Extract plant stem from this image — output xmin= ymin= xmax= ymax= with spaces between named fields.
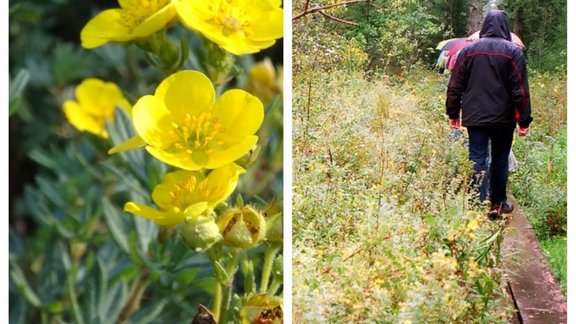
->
xmin=119 ymin=269 xmax=149 ymax=322
xmin=66 ymin=259 xmax=84 ymax=324
xmin=260 ymin=246 xmax=280 ymax=293
xmin=219 ymin=249 xmax=240 ymax=324
xmin=268 ymin=276 xmax=282 ymax=296
xmin=207 ymin=248 xmax=223 ymax=322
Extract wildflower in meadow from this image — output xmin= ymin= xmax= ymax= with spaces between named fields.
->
xmin=114 ymin=70 xmax=263 ymax=170
xmin=63 ymin=78 xmax=131 ymax=138
xmin=81 ymin=0 xmax=176 ymax=49
xmin=124 ymin=163 xmax=245 ymax=226
xmin=176 ymin=0 xmax=283 ymax=55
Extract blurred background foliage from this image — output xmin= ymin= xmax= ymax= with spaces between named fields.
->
xmin=9 ymin=0 xmax=283 ymax=322
xmin=293 ymin=0 xmax=566 ymax=75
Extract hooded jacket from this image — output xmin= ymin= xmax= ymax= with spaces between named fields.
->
xmin=446 ymin=11 xmax=532 ymax=128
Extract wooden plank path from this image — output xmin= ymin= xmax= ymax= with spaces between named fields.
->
xmin=502 ymin=196 xmax=567 ymax=323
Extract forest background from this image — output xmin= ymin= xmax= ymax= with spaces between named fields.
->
xmin=293 ymin=0 xmax=568 ymax=321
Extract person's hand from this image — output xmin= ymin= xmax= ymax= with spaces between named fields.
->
xmin=518 ymin=126 xmax=529 ymax=136
xmin=449 ymin=118 xmax=460 ymax=129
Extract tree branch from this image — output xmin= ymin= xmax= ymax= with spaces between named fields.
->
xmin=293 ymin=0 xmax=369 ymax=21
xmin=319 ymin=10 xmax=359 ymax=26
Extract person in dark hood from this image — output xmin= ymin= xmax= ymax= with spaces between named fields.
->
xmin=446 ymin=10 xmax=532 ymax=219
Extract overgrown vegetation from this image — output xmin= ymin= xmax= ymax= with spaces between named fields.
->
xmin=293 ymin=67 xmax=516 ymax=322
xmin=293 ymin=0 xmax=566 ymax=320
xmin=509 ymin=69 xmax=567 ymax=292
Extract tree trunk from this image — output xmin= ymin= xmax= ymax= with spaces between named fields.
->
xmin=513 ymin=7 xmax=522 ymax=36
xmin=467 ymin=0 xmax=484 ymax=34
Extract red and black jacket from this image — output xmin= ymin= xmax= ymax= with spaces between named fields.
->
xmin=446 ymin=11 xmax=532 ymax=128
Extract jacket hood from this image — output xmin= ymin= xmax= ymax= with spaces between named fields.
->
xmin=479 ymin=10 xmax=512 ymax=41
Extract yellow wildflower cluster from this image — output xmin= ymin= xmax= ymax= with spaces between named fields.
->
xmin=66 ymin=0 xmax=282 ymax=253
xmin=81 ymin=0 xmax=283 ymax=55
xmin=114 ymin=70 xmax=268 ymax=251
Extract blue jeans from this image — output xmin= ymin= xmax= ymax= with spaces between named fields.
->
xmin=467 ymin=125 xmax=515 ymax=204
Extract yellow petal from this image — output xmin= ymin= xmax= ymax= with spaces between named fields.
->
xmin=75 ymin=78 xmax=126 ymax=117
xmin=80 ymin=9 xmax=133 ymax=49
xmin=214 ymin=90 xmax=264 ymax=142
xmin=205 ymin=136 xmax=258 ymax=169
xmin=132 ymin=95 xmax=176 ymax=149
xmin=108 ymin=135 xmax=146 ymax=154
xmin=145 ymin=146 xmax=203 ymax=170
xmin=131 ymin=3 xmax=176 ymax=38
xmin=124 ymin=202 xmax=186 ymax=226
xmin=249 ymin=10 xmax=283 ymax=41
xmin=154 ymin=70 xmax=215 ymax=121
xmin=63 ymin=100 xmax=108 ymax=138
xmin=183 ymin=202 xmax=209 ymax=216
xmin=204 ymin=163 xmax=245 ymax=208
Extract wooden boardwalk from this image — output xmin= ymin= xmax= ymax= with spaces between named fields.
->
xmin=502 ymin=196 xmax=567 ymax=323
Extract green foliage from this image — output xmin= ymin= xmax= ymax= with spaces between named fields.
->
xmin=10 ymin=0 xmax=283 ymax=322
xmin=501 ymin=0 xmax=567 ymax=71
xmin=343 ymin=0 xmax=446 ymax=73
xmin=510 ymin=68 xmax=566 ymax=242
xmin=293 ymin=68 xmax=512 ymax=322
xmin=540 ymin=237 xmax=567 ymax=294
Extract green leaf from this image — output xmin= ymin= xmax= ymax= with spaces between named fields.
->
xmin=83 ymin=259 xmax=108 ymax=323
xmin=9 ymin=257 xmax=42 ymax=308
xmin=132 ymin=210 xmax=157 ymax=253
xmin=52 ymin=43 xmax=93 ymax=83
xmin=35 ymin=176 xmax=66 ymax=208
xmin=28 ymin=147 xmax=58 ymax=171
xmin=9 ymin=294 xmax=26 ymax=324
xmin=9 ymin=69 xmax=30 ymax=116
xmin=101 ymin=161 xmax=149 ymax=199
xmin=175 ymin=268 xmax=201 ymax=285
xmin=213 ymin=260 xmax=229 ymax=283
xmin=241 ymin=256 xmax=256 ymax=295
xmin=103 ymin=281 xmax=128 ymax=322
xmin=102 ymin=198 xmax=130 ymax=253
xmin=128 ymin=300 xmax=168 ymax=324
xmin=107 ymin=108 xmax=150 ymax=183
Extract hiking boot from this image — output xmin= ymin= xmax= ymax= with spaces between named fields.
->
xmin=487 ymin=201 xmax=514 ymax=220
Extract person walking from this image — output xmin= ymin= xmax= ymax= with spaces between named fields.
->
xmin=446 ymin=10 xmax=532 ymax=219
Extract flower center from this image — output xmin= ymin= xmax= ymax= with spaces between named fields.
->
xmin=170 ymin=112 xmax=226 ymax=163
xmin=209 ymin=1 xmax=249 ymax=37
xmin=221 ymin=16 xmax=240 ymax=36
xmin=168 ymin=176 xmax=209 ymax=209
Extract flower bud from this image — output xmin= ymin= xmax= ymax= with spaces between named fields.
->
xmin=240 ymin=294 xmax=283 ymax=324
xmin=217 ymin=206 xmax=266 ymax=249
xmin=266 ymin=213 xmax=282 ymax=244
xmin=181 ymin=214 xmax=221 ymax=252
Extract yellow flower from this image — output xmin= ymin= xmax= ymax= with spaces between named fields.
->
xmin=115 ymin=70 xmax=264 ymax=170
xmin=81 ymin=0 xmax=176 ymax=49
xmin=124 ymin=163 xmax=245 ymax=226
xmin=63 ymin=78 xmax=131 ymax=139
xmin=176 ymin=0 xmax=283 ymax=55
xmin=246 ymin=58 xmax=283 ymax=105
